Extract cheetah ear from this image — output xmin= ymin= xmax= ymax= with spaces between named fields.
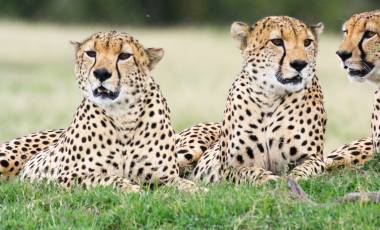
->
xmin=309 ymin=23 xmax=324 ymax=40
xmin=146 ymin=48 xmax=164 ymax=70
xmin=70 ymin=41 xmax=81 ymax=50
xmin=231 ymin=21 xmax=251 ymax=50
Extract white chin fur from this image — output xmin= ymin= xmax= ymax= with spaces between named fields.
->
xmin=280 ymin=81 xmax=307 ymax=92
xmin=347 ymin=75 xmax=366 ymax=83
xmin=91 ymin=95 xmax=119 ymax=107
xmin=85 ymin=83 xmax=121 ymax=110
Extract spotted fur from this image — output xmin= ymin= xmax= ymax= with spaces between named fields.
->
xmin=0 ymin=129 xmax=65 ymax=178
xmin=175 ymin=122 xmax=221 ymax=176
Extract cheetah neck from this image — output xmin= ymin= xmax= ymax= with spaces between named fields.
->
xmin=89 ymin=76 xmax=163 ymax=130
xmin=371 ymin=89 xmax=380 ymax=152
xmin=238 ymin=70 xmax=285 ymax=112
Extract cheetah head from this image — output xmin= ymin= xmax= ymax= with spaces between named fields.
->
xmin=71 ymin=31 xmax=163 ymax=113
xmin=231 ymin=16 xmax=323 ymax=94
xmin=337 ymin=10 xmax=380 ymax=84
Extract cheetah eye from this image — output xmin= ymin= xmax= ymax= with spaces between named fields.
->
xmin=118 ymin=53 xmax=132 ymax=60
xmin=363 ymin=30 xmax=376 ymax=39
xmin=85 ymin=51 xmax=96 ymax=58
xmin=304 ymin=39 xmax=313 ymax=47
xmin=342 ymin=29 xmax=348 ymax=35
xmin=270 ymin=38 xmax=284 ymax=46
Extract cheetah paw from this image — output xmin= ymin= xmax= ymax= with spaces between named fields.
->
xmin=118 ymin=183 xmax=142 ymax=193
xmin=176 ymin=178 xmax=208 ymax=193
xmin=259 ymin=174 xmax=281 ymax=184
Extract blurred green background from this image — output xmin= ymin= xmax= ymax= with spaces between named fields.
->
xmin=0 ymin=0 xmax=378 ymax=29
xmin=0 ymin=1 xmax=378 ymax=152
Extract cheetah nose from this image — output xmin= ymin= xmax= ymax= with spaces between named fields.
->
xmin=290 ymin=60 xmax=308 ymax=72
xmin=93 ymin=68 xmax=112 ymax=82
xmin=336 ymin=50 xmax=352 ymax=62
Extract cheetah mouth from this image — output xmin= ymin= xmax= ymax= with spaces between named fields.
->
xmin=93 ymin=86 xmax=120 ymax=100
xmin=346 ymin=61 xmax=374 ymax=78
xmin=348 ymin=68 xmax=369 ymax=77
xmin=276 ymin=74 xmax=302 ymax=85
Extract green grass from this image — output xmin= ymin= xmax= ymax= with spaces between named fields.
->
xmin=0 ymin=21 xmax=379 ymax=229
xmin=1 ymin=167 xmax=379 ymax=229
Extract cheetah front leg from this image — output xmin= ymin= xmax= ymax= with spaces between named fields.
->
xmin=225 ymin=166 xmax=280 ymax=184
xmin=165 ymin=177 xmax=207 ymax=193
xmin=0 ymin=129 xmax=65 ymax=178
xmin=288 ymin=157 xmax=325 ymax=180
xmin=191 ymin=143 xmax=279 ymax=185
xmin=57 ymin=173 xmax=141 ymax=192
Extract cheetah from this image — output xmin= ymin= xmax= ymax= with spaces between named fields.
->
xmin=325 ymin=10 xmax=380 ymax=168
xmin=177 ymin=16 xmax=327 ymax=184
xmin=1 ymin=31 xmax=200 ymax=192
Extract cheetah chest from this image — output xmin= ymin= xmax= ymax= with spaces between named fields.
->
xmin=229 ymin=91 xmax=322 ymax=175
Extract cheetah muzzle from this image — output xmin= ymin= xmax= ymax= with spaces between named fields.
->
xmin=93 ymin=86 xmax=120 ymax=100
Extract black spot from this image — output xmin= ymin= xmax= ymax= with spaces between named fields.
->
xmin=177 ymin=149 xmax=187 ymax=154
xmin=249 ymin=135 xmax=258 ymax=142
xmin=246 ymin=147 xmax=254 ymax=159
xmin=0 ymin=160 xmax=9 ymax=168
xmin=184 ymin=154 xmax=193 ymax=161
xmin=236 ymin=155 xmax=244 ymax=164
xmin=351 ymin=151 xmax=360 ymax=156
xmin=257 ymin=143 xmax=265 ymax=153
xmin=272 ymin=125 xmax=281 ymax=132
xmin=289 ymin=147 xmax=297 ymax=156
